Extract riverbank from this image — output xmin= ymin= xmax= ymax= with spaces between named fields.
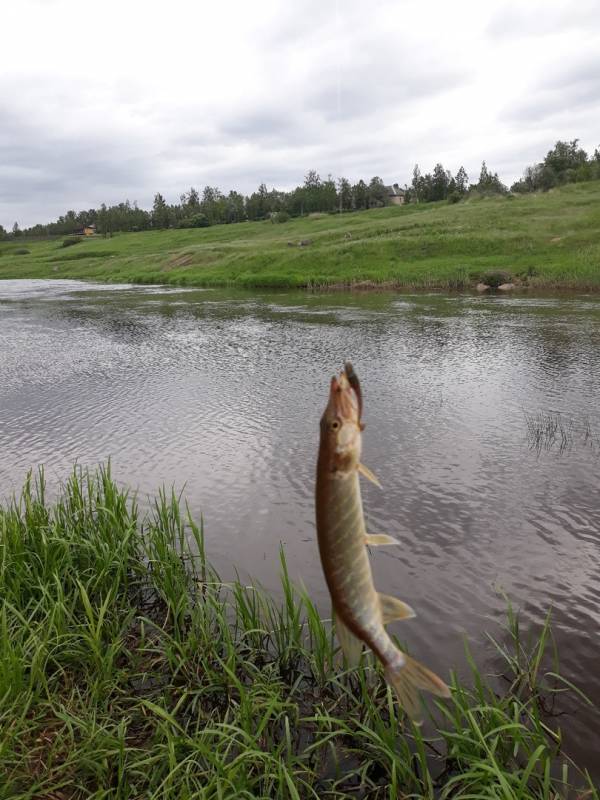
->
xmin=1 ymin=181 xmax=600 ymax=290
xmin=0 ymin=466 xmax=595 ymax=797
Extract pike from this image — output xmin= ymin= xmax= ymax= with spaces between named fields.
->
xmin=315 ymin=363 xmax=450 ymax=720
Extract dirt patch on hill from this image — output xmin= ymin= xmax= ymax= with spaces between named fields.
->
xmin=163 ymin=250 xmax=226 ymax=271
xmin=162 ymin=253 xmax=195 ymax=271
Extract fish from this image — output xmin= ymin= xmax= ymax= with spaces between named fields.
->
xmin=315 ymin=362 xmax=450 ymax=720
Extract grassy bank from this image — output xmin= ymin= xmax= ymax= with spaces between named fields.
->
xmin=1 ymin=181 xmax=600 ymax=290
xmin=0 ymin=466 xmax=596 ymax=798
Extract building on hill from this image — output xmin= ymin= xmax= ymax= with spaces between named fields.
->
xmin=386 ymin=184 xmax=405 ymax=205
xmin=75 ymin=224 xmax=96 ymax=236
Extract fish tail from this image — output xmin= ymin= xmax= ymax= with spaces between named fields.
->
xmin=384 ymin=653 xmax=451 ymax=723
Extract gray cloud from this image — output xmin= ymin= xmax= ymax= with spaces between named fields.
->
xmin=506 ymin=53 xmax=600 ymax=127
xmin=1 ymin=0 xmax=600 ymax=228
xmin=487 ymin=1 xmax=599 ymax=39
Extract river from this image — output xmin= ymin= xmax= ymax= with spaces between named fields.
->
xmin=1 ymin=279 xmax=599 ymax=777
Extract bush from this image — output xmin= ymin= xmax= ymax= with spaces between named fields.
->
xmin=62 ymin=237 xmax=82 ymax=247
xmin=14 ymin=248 xmax=30 ymax=255
xmin=271 ymin=211 xmax=290 ymax=223
xmin=482 ymin=269 xmax=512 ymax=288
xmin=447 ymin=191 xmax=461 ymax=204
xmin=178 ymin=213 xmax=210 ymax=229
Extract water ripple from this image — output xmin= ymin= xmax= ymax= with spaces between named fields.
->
xmin=2 ymin=280 xmax=600 ymax=776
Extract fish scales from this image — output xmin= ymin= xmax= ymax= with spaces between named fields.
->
xmin=315 ymin=363 xmax=451 ymax=721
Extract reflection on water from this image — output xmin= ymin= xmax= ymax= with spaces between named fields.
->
xmin=1 ymin=279 xmax=600 ymax=777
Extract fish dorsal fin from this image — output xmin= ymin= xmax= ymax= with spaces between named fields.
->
xmin=378 ymin=593 xmax=416 ymax=624
xmin=358 ymin=462 xmax=382 ymax=488
xmin=365 ymin=533 xmax=400 ymax=546
xmin=332 ymin=605 xmax=363 ymax=667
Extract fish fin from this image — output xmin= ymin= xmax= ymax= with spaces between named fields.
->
xmin=378 ymin=593 xmax=416 ymax=623
xmin=384 ymin=654 xmax=451 ymax=723
xmin=358 ymin=462 xmax=382 ymax=488
xmin=332 ymin=606 xmax=363 ymax=668
xmin=365 ymin=533 xmax=400 ymax=546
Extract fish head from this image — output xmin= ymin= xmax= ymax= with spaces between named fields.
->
xmin=319 ymin=363 xmax=363 ymax=474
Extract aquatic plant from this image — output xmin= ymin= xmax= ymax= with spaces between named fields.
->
xmin=0 ymin=466 xmax=596 ymax=797
xmin=524 ymin=410 xmax=599 ymax=455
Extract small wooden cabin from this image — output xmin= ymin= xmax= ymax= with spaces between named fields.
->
xmin=75 ymin=224 xmax=96 ymax=236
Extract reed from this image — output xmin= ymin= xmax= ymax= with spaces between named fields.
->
xmin=524 ymin=410 xmax=600 ymax=454
xmin=0 ymin=466 xmax=596 ymax=797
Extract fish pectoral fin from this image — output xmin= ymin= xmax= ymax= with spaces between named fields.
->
xmin=332 ymin=606 xmax=363 ymax=668
xmin=378 ymin=593 xmax=416 ymax=624
xmin=365 ymin=533 xmax=400 ymax=546
xmin=358 ymin=462 xmax=382 ymax=488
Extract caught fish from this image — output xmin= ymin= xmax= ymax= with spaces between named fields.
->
xmin=315 ymin=363 xmax=450 ymax=720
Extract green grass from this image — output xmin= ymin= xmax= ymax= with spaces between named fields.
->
xmin=1 ymin=181 xmax=600 ymax=289
xmin=0 ymin=466 xmax=596 ymax=798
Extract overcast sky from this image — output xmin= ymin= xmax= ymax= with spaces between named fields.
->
xmin=1 ymin=0 xmax=599 ymax=228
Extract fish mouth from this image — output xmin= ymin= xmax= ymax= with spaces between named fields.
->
xmin=329 ymin=366 xmax=360 ymax=424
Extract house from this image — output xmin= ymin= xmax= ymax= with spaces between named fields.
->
xmin=75 ymin=224 xmax=96 ymax=236
xmin=386 ymin=184 xmax=405 ymax=205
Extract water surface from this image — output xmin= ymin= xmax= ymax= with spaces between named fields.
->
xmin=1 ymin=279 xmax=599 ymax=777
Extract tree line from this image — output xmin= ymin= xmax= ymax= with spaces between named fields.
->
xmin=1 ymin=139 xmax=598 ymax=240
xmin=510 ymin=139 xmax=600 ymax=193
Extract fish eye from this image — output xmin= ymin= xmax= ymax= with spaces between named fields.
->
xmin=330 ymin=419 xmax=340 ymax=431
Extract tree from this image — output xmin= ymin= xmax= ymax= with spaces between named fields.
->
xmin=225 ymin=191 xmax=246 ymax=223
xmin=544 ymin=139 xmax=587 ymax=176
xmin=97 ymin=203 xmax=110 ymax=235
xmin=321 ymin=175 xmax=337 ymax=213
xmin=246 ymin=183 xmax=270 ymax=220
xmin=455 ymin=166 xmax=468 ymax=194
xmin=352 ymin=180 xmax=368 ymax=210
xmin=12 ymin=222 xmax=22 ymax=237
xmin=303 ymin=170 xmax=322 ymax=213
xmin=152 ymin=193 xmax=171 ymax=229
xmin=181 ymin=186 xmax=200 ymax=212
xmin=431 ymin=163 xmax=449 ymax=201
xmin=337 ymin=177 xmax=353 ymax=211
xmin=367 ymin=176 xmax=388 ymax=208
xmin=475 ymin=161 xmax=507 ymax=195
xmin=0 ymin=224 xmax=7 ymax=240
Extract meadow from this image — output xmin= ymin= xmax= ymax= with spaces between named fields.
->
xmin=0 ymin=466 xmax=596 ymax=798
xmin=1 ymin=181 xmax=600 ymax=290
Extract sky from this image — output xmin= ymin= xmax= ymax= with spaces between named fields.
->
xmin=1 ymin=0 xmax=599 ymax=228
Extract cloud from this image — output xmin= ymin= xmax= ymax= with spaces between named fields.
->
xmin=1 ymin=0 xmax=600 ymax=227
xmin=487 ymin=0 xmax=599 ymax=39
xmin=505 ymin=53 xmax=600 ymax=129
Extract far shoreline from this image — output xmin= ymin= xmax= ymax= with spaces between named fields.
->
xmin=2 ymin=181 xmax=599 ymax=292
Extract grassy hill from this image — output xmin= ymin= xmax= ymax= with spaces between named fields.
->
xmin=1 ymin=181 xmax=599 ymax=289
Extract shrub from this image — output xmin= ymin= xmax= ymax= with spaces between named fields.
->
xmin=14 ymin=247 xmax=30 ymax=255
xmin=178 ymin=213 xmax=210 ymax=228
xmin=447 ymin=191 xmax=461 ymax=204
xmin=482 ymin=269 xmax=512 ymax=288
xmin=62 ymin=237 xmax=82 ymax=247
xmin=271 ymin=211 xmax=290 ymax=223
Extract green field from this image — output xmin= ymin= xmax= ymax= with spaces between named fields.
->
xmin=0 ymin=466 xmax=595 ymax=797
xmin=1 ymin=181 xmax=600 ymax=289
